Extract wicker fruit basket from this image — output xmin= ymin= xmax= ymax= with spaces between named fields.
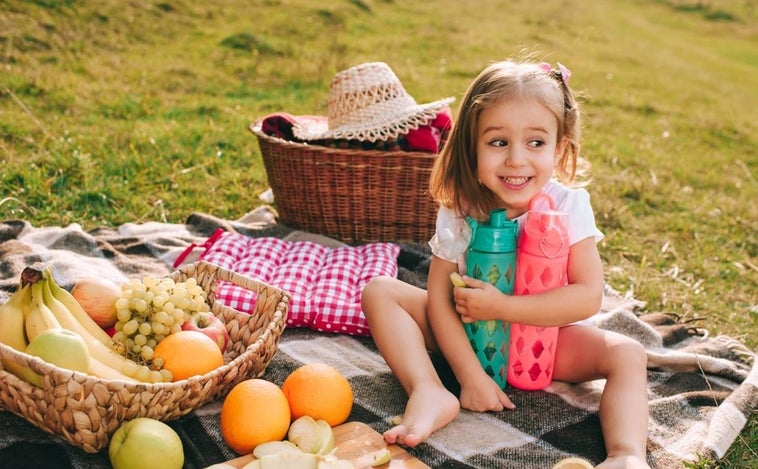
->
xmin=0 ymin=261 xmax=290 ymax=453
xmin=250 ymin=122 xmax=439 ymax=244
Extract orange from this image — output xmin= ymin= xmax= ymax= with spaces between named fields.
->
xmin=281 ymin=362 xmax=353 ymax=426
xmin=153 ymin=330 xmax=223 ymax=381
xmin=551 ymin=457 xmax=595 ymax=469
xmin=220 ymin=378 xmax=291 ymax=454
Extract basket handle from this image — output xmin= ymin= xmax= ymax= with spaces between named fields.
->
xmin=172 ymin=261 xmax=287 ymax=297
xmin=170 ymin=261 xmax=291 ymax=330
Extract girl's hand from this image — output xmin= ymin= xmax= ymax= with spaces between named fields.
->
xmin=452 ymin=276 xmax=506 ymax=323
xmin=459 ymin=372 xmax=515 ymax=412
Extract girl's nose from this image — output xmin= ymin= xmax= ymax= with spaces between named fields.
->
xmin=504 ymin=146 xmax=527 ymax=166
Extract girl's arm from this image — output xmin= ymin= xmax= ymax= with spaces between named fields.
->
xmin=453 ymin=237 xmax=604 ymax=327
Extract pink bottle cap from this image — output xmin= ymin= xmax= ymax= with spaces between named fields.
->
xmin=519 ymin=194 xmax=569 ymax=259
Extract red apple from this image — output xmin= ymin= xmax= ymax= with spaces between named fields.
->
xmin=181 ymin=312 xmax=229 ymax=353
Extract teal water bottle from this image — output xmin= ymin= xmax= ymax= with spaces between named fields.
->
xmin=463 ymin=209 xmax=518 ymax=389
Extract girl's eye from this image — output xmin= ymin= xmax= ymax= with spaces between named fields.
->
xmin=489 ymin=139 xmax=507 ymax=148
xmin=528 ymin=139 xmax=546 ymax=148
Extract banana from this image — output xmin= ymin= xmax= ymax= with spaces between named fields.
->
xmin=0 ymin=283 xmax=30 ymax=351
xmin=45 ymin=268 xmax=115 ymax=347
xmin=39 ymin=276 xmax=159 ymax=383
xmin=10 ymin=278 xmax=62 ymax=385
xmin=0 ymin=283 xmax=32 ymax=379
xmin=24 ymin=280 xmax=62 ymax=342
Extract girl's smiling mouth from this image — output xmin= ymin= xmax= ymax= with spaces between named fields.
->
xmin=501 ymin=176 xmax=532 ymax=187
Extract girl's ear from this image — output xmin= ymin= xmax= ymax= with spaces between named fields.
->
xmin=554 ymin=136 xmax=569 ymax=164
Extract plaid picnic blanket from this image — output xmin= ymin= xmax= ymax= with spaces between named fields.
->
xmin=0 ymin=207 xmax=755 ymax=468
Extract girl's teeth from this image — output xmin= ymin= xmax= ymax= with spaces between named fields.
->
xmin=504 ymin=177 xmax=528 ymax=184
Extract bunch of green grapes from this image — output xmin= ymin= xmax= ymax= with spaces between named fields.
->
xmin=112 ymin=275 xmax=211 ymax=369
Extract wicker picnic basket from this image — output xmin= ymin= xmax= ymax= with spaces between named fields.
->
xmin=250 ymin=122 xmax=439 ymax=244
xmin=0 ymin=261 xmax=290 ymax=453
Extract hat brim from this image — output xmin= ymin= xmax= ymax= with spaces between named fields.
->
xmin=291 ymin=97 xmax=455 ymax=143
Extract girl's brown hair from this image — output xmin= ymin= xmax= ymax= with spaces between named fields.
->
xmin=429 ymin=60 xmax=589 ymax=221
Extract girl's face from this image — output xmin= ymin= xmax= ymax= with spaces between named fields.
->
xmin=476 ymin=97 xmax=566 ymax=219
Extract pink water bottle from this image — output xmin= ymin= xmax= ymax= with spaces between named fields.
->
xmin=507 ymin=193 xmax=569 ymax=390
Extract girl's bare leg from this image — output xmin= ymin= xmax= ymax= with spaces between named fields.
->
xmin=552 ymin=325 xmax=651 ymax=469
xmin=362 ymin=276 xmax=460 ymax=447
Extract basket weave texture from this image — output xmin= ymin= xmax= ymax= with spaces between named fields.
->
xmin=251 ymin=122 xmax=439 ymax=244
xmin=0 ymin=261 xmax=290 ymax=453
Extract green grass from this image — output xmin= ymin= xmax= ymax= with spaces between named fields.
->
xmin=1 ymin=0 xmax=756 ymax=466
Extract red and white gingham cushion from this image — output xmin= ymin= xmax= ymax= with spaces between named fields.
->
xmin=197 ymin=231 xmax=399 ymax=336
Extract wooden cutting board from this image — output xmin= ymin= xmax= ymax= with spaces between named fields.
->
xmin=215 ymin=421 xmax=429 ymax=468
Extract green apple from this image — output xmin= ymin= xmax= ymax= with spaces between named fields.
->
xmin=109 ymin=417 xmax=184 ymax=469
xmin=23 ymin=328 xmax=90 ymax=387
xmin=253 ymin=440 xmax=303 ymax=459
xmin=370 ymin=448 xmax=392 ymax=466
xmin=287 ymin=416 xmax=322 ymax=453
xmin=287 ymin=416 xmax=335 ymax=456
xmin=314 ymin=419 xmax=334 ymax=455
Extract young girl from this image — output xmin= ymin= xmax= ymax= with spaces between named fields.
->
xmin=361 ymin=60 xmax=651 ymax=469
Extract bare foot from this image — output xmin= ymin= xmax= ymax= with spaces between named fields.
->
xmin=595 ymin=455 xmax=650 ymax=469
xmin=384 ymin=383 xmax=460 ymax=448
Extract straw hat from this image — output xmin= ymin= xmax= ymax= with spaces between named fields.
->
xmin=292 ymin=62 xmax=455 ymax=143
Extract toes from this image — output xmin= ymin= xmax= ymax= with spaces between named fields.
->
xmin=383 ymin=425 xmax=406 ymax=445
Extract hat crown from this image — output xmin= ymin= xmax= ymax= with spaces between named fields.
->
xmin=291 ymin=61 xmax=454 ymax=142
xmin=328 ymin=62 xmax=419 ymax=129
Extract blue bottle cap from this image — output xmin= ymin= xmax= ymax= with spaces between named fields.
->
xmin=469 ymin=209 xmax=518 ymax=253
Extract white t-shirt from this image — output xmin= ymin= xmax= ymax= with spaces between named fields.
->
xmin=429 ymin=180 xmax=603 ymax=272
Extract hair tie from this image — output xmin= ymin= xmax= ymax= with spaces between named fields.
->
xmin=556 ymin=62 xmax=571 ymax=86
xmin=538 ymin=62 xmax=571 ymax=87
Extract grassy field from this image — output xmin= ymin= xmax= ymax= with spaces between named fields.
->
xmin=1 ymin=0 xmax=756 ymax=466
